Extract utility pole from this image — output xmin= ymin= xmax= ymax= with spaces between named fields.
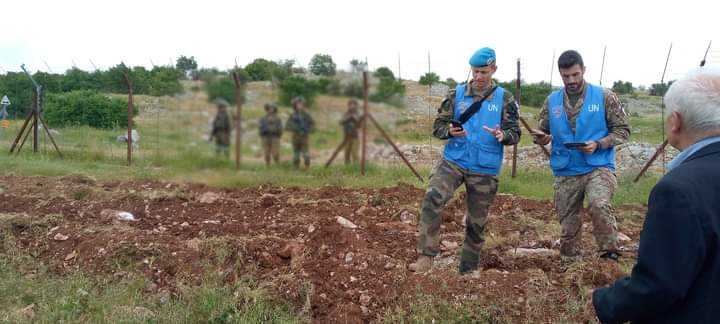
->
xmin=599 ymin=46 xmax=607 ymax=86
xmin=549 ymin=49 xmax=556 ymax=87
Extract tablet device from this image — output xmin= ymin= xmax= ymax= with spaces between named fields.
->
xmin=564 ymin=142 xmax=588 ymax=149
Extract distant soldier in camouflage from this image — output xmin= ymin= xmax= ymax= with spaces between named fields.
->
xmin=340 ymin=99 xmax=362 ymax=164
xmin=285 ymin=96 xmax=315 ymax=169
xmin=409 ymin=47 xmax=521 ymax=274
xmin=259 ymin=103 xmax=283 ymax=166
xmin=532 ymin=50 xmax=630 ymax=262
xmin=209 ymin=98 xmax=233 ymax=157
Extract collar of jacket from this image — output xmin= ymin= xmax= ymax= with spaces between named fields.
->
xmin=464 ymin=80 xmax=497 ymax=99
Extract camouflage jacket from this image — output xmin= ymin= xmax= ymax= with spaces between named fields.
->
xmin=286 ymin=110 xmax=315 ymax=137
xmin=259 ymin=113 xmax=283 ymax=137
xmin=340 ymin=112 xmax=362 ymax=138
xmin=537 ymin=82 xmax=630 ymax=149
xmin=210 ymin=111 xmax=233 ymax=145
xmin=433 ymin=80 xmax=521 ymax=145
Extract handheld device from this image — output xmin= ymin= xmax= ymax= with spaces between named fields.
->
xmin=564 ymin=142 xmax=589 ymax=149
xmin=450 ymin=119 xmax=463 ymax=131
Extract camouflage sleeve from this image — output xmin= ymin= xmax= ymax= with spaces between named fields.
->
xmin=432 ymin=89 xmax=455 ymax=140
xmin=599 ymin=89 xmax=630 ymax=149
xmin=537 ymin=97 xmax=550 ymax=134
xmin=285 ymin=116 xmax=295 ymax=132
xmin=500 ymin=91 xmax=521 ymax=145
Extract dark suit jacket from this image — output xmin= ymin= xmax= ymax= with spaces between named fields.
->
xmin=593 ymin=141 xmax=720 ymax=323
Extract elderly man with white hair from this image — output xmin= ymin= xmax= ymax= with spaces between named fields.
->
xmin=591 ymin=68 xmax=720 ymax=323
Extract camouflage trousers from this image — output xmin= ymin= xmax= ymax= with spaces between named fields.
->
xmin=417 ymin=159 xmax=499 ymax=268
xmin=554 ymin=167 xmax=619 ymax=257
xmin=262 ymin=136 xmax=281 ymax=165
xmin=291 ymin=135 xmax=310 ymax=168
xmin=343 ymin=136 xmax=359 ymax=164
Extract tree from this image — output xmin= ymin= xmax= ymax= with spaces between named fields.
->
xmin=445 ymin=78 xmax=458 ymax=89
xmin=175 ymin=55 xmax=198 ymax=73
xmin=649 ymin=81 xmax=673 ymax=96
xmin=419 ymin=72 xmax=440 ymax=85
xmin=350 ymin=59 xmax=367 ymax=73
xmin=374 ymin=67 xmax=395 ymax=80
xmin=309 ymin=54 xmax=336 ymax=76
xmin=612 ymin=80 xmax=634 ymax=95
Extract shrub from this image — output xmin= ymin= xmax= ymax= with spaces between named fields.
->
xmin=0 ymin=63 xmax=183 ymax=118
xmin=370 ymin=77 xmax=405 ymax=106
xmin=445 ymin=78 xmax=458 ymax=89
xmin=278 ymin=75 xmax=317 ymax=106
xmin=44 ymin=90 xmax=137 ymax=129
xmin=205 ymin=77 xmax=240 ymax=105
xmin=374 ymin=67 xmax=395 ymax=80
xmin=497 ymin=81 xmax=552 ymax=107
xmin=245 ymin=58 xmax=277 ymax=81
xmin=343 ymin=80 xmax=364 ymax=98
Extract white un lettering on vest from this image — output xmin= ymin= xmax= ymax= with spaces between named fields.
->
xmin=588 ymin=104 xmax=600 ymax=113
xmin=487 ymin=103 xmax=499 ymax=112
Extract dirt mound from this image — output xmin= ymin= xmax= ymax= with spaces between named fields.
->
xmin=0 ymin=175 xmax=644 ymax=323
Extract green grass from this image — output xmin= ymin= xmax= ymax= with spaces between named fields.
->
xmin=499 ymin=168 xmax=659 ymax=206
xmin=382 ymin=293 xmax=509 ymax=323
xmin=0 ymin=224 xmax=302 ymax=324
xmin=0 ymin=259 xmax=302 ymax=323
xmin=0 ymin=150 xmax=659 ymax=206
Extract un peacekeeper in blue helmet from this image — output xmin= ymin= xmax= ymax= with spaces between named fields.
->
xmin=409 ymin=47 xmax=522 ymax=274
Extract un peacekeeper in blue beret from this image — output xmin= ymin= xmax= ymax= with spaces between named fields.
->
xmin=409 ymin=47 xmax=521 ymax=274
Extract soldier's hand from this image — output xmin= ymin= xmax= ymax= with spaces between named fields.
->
xmin=579 ymin=141 xmax=598 ymax=154
xmin=531 ymin=129 xmax=552 ymax=145
xmin=482 ymin=125 xmax=504 ymax=142
xmin=449 ymin=126 xmax=467 ymax=137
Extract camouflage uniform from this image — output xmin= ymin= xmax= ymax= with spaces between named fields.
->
xmin=259 ymin=105 xmax=283 ymax=165
xmin=340 ymin=109 xmax=361 ymax=164
xmin=285 ymin=109 xmax=315 ymax=168
xmin=210 ymin=105 xmax=233 ymax=157
xmin=536 ymin=82 xmax=630 ymax=257
xmin=417 ymin=81 xmax=521 ymax=272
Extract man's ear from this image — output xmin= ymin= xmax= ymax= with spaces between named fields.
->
xmin=670 ymin=111 xmax=683 ymax=133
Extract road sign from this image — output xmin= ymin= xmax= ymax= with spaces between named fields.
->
xmin=1 ymin=95 xmax=10 ymax=106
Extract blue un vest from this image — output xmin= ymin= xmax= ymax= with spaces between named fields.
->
xmin=442 ymin=84 xmax=505 ymax=175
xmin=548 ymin=83 xmax=615 ymax=176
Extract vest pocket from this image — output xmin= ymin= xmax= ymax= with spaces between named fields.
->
xmin=550 ymin=149 xmax=571 ymax=170
xmin=469 ymin=143 xmax=502 ymax=168
xmin=585 ymin=147 xmax=613 ymax=166
xmin=444 ymin=138 xmax=467 ymax=161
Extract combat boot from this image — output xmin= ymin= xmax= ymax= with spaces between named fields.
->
xmin=408 ymin=255 xmax=433 ymax=273
xmin=458 ymin=259 xmax=479 ymax=274
xmin=599 ymin=251 xmax=620 ymax=262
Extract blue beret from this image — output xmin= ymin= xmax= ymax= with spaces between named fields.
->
xmin=469 ymin=47 xmax=496 ymax=67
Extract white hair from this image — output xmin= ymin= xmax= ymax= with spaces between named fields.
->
xmin=665 ymin=67 xmax=720 ymax=134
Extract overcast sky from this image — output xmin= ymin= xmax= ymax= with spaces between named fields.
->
xmin=1 ymin=0 xmax=717 ymax=87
